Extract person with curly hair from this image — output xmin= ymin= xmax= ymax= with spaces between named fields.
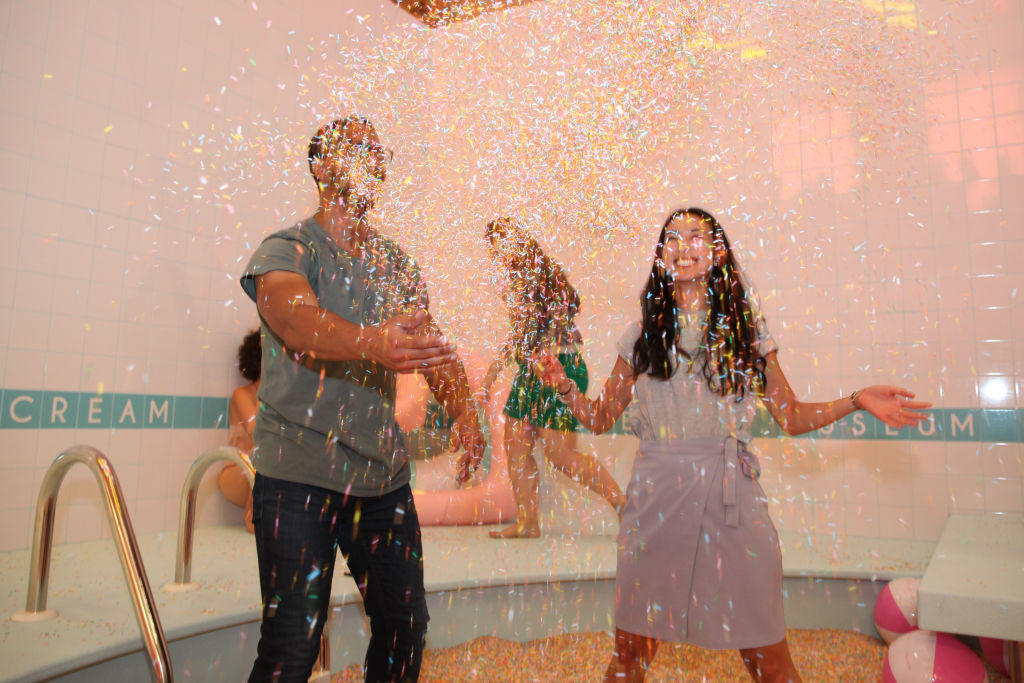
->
xmin=218 ymin=328 xmax=261 ymax=532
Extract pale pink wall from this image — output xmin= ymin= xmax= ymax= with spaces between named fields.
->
xmin=0 ymin=0 xmax=1021 ymax=550
xmin=0 ymin=0 xmax=422 ymax=551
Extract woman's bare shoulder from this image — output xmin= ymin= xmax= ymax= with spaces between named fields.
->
xmin=231 ymin=383 xmax=259 ymax=407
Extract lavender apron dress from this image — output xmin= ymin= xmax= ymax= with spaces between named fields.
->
xmin=613 ymin=317 xmax=785 ymax=649
xmin=614 ymin=436 xmax=785 ymax=648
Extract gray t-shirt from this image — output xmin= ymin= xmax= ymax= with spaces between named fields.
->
xmin=240 ymin=216 xmax=427 ymax=496
xmin=616 ymin=313 xmax=778 ymax=443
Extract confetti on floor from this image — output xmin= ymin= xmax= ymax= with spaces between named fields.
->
xmin=331 ymin=628 xmax=1014 ymax=682
xmin=325 ymin=628 xmax=804 ymax=682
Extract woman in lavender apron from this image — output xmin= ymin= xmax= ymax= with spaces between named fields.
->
xmin=535 ymin=208 xmax=930 ymax=682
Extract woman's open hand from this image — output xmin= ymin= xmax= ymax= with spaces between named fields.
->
xmin=531 ymin=348 xmax=570 ymax=392
xmin=856 ymin=386 xmax=932 ymax=429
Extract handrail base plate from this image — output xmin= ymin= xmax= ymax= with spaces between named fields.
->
xmin=162 ymin=581 xmax=199 ymax=593
xmin=11 ymin=608 xmax=58 ymax=622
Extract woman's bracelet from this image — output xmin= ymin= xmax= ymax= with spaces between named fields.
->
xmin=557 ymin=381 xmax=574 ymax=397
xmin=850 ymin=389 xmax=864 ymax=410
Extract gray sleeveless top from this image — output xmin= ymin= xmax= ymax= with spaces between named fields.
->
xmin=616 ymin=313 xmax=777 ymax=443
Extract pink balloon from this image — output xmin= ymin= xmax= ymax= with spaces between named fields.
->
xmin=979 ymin=636 xmax=1010 ymax=678
xmin=883 ymin=631 xmax=987 ymax=683
xmin=874 ymin=577 xmax=921 ymax=644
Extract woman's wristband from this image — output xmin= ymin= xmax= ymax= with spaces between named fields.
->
xmin=850 ymin=389 xmax=864 ymax=410
xmin=557 ymin=381 xmax=574 ymax=397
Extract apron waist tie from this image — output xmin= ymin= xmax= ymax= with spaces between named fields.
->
xmin=722 ymin=437 xmax=761 ymax=528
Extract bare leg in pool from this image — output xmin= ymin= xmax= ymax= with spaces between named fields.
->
xmin=539 ymin=427 xmax=625 ymax=520
xmin=489 ymin=416 xmax=542 ymax=538
xmin=604 ymin=628 xmax=659 ymax=682
xmin=739 ymin=638 xmax=803 ymax=683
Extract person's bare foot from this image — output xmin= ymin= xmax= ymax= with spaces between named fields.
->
xmin=489 ymin=522 xmax=541 ymax=539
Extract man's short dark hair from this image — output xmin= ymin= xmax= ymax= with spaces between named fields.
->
xmin=307 ymin=115 xmax=374 ymax=184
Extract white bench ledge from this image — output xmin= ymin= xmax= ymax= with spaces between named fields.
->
xmin=919 ymin=513 xmax=1024 ymax=642
xmin=0 ymin=525 xmax=934 ymax=682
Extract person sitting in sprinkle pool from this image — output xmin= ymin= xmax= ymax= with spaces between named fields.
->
xmin=218 ymin=328 xmax=260 ymax=532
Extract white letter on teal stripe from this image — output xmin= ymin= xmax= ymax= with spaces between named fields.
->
xmin=88 ymin=397 xmax=103 ymax=424
xmin=9 ymin=395 xmax=33 ymax=424
xmin=149 ymin=399 xmax=169 ymax=424
xmin=951 ymin=413 xmax=974 ymax=438
xmin=851 ymin=413 xmax=866 ymax=437
xmin=51 ymin=396 xmax=68 ymax=424
xmin=919 ymin=414 xmax=936 ymax=437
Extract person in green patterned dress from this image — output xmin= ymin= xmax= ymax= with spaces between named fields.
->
xmin=480 ymin=217 xmax=624 ymax=538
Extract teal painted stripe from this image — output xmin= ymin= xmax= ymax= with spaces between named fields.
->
xmin=751 ymin=408 xmax=1022 ymax=443
xmin=602 ymin=408 xmax=1023 ymax=443
xmin=2 ymin=388 xmax=1021 ymax=442
xmin=436 ymin=402 xmax=1022 ymax=443
xmin=0 ymin=389 xmax=228 ymax=430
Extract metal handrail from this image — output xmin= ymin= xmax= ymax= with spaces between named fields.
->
xmin=317 ymin=627 xmax=330 ymax=670
xmin=168 ymin=446 xmax=255 ymax=588
xmin=166 ymin=446 xmax=332 ymax=678
xmin=312 ymin=626 xmax=331 ymax=680
xmin=11 ymin=445 xmax=172 ymax=683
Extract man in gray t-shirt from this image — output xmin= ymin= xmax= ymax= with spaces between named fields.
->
xmin=240 ymin=216 xmax=432 ymax=496
xmin=241 ymin=116 xmax=484 ymax=683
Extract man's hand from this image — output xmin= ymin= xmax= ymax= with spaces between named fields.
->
xmin=364 ymin=310 xmax=457 ymax=373
xmin=448 ymin=409 xmax=486 ymax=486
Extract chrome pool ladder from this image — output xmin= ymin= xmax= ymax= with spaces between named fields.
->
xmin=166 ymin=446 xmax=332 ymax=681
xmin=167 ymin=445 xmax=255 ymax=589
xmin=11 ymin=445 xmax=172 ymax=683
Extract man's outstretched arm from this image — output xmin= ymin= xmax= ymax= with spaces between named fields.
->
xmin=254 ymin=270 xmax=457 ymax=372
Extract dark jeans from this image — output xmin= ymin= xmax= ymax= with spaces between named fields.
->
xmin=247 ymin=474 xmax=429 ymax=683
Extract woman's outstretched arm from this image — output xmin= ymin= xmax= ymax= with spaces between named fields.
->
xmin=534 ymin=350 xmax=636 ymax=435
xmin=760 ymin=351 xmax=931 ymax=435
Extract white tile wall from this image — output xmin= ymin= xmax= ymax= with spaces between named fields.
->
xmin=0 ymin=0 xmax=1022 ymax=555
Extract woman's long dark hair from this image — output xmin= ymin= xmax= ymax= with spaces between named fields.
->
xmin=632 ymin=208 xmax=767 ymax=400
xmin=485 ymin=218 xmax=579 ymax=356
